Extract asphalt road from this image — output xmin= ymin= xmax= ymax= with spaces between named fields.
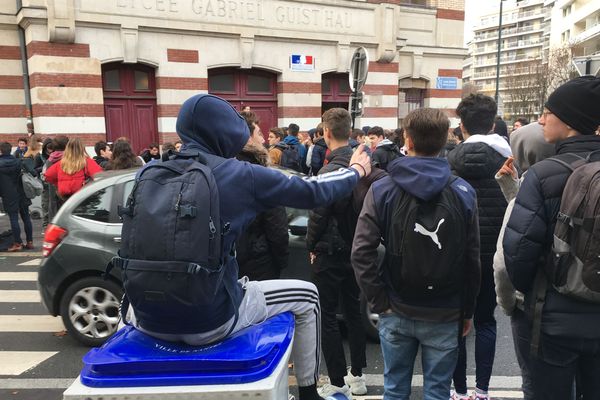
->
xmin=0 ymin=216 xmax=524 ymax=399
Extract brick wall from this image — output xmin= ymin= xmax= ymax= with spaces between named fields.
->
xmin=0 ymin=31 xmax=28 ymax=139
xmin=25 ymin=40 xmax=104 ymax=139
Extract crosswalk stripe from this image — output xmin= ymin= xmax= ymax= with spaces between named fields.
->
xmin=0 ymin=315 xmax=64 ymax=332
xmin=0 ymin=378 xmax=74 ymax=389
xmin=0 ymin=290 xmax=41 ymax=302
xmin=0 ymin=351 xmax=59 ymax=375
xmin=17 ymin=258 xmax=43 ymax=266
xmin=311 ymin=374 xmax=524 ymax=389
xmin=0 ymin=272 xmax=38 ymax=281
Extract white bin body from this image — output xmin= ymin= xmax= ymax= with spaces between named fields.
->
xmin=63 ymin=338 xmax=292 ymax=400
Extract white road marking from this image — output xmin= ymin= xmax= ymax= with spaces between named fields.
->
xmin=311 ymin=374 xmax=524 ymax=389
xmin=0 ymin=378 xmax=74 ymax=389
xmin=0 ymin=351 xmax=59 ymax=375
xmin=0 ymin=315 xmax=64 ymax=331
xmin=17 ymin=258 xmax=43 ymax=266
xmin=0 ymin=290 xmax=41 ymax=302
xmin=0 ymin=272 xmax=38 ymax=281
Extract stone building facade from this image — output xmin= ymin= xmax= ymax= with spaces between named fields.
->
xmin=0 ymin=0 xmax=465 ymax=151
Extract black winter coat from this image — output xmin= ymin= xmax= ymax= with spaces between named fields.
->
xmin=235 ymin=144 xmax=289 ymax=281
xmin=306 ymin=146 xmax=353 ymax=261
xmin=448 ymin=141 xmax=508 ymax=267
xmin=504 ymin=135 xmax=600 ymax=339
xmin=0 ymin=155 xmax=30 ymax=213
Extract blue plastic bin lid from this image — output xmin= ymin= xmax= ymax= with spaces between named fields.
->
xmin=80 ymin=312 xmax=294 ymax=387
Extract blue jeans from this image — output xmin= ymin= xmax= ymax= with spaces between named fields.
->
xmin=453 ymin=264 xmax=497 ymax=394
xmin=8 ymin=203 xmax=32 ymax=243
xmin=378 ymin=313 xmax=459 ymax=400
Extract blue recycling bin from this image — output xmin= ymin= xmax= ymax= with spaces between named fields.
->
xmin=63 ymin=312 xmax=295 ymax=399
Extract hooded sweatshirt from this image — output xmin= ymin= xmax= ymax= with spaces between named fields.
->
xmin=352 ymin=156 xmax=481 ymax=322
xmin=144 ymin=94 xmax=361 ymax=340
xmin=282 ymin=135 xmax=307 ymax=160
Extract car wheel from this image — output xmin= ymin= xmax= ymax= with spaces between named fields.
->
xmin=360 ymin=295 xmax=380 ymax=343
xmin=59 ymin=276 xmax=123 ymax=347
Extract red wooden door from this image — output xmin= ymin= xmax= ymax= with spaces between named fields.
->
xmin=102 ymin=63 xmax=158 ymax=153
xmin=322 ymin=73 xmax=351 ymax=114
xmin=208 ymin=68 xmax=278 ymax=141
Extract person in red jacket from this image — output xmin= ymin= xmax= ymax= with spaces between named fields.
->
xmin=45 ymin=138 xmax=103 ymax=201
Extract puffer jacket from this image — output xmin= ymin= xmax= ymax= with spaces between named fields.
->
xmin=44 ymin=157 xmax=103 ymax=197
xmin=235 ymin=142 xmax=289 ymax=281
xmin=306 ymin=146 xmax=353 ymax=259
xmin=448 ymin=136 xmax=509 ymax=266
xmin=504 ymin=135 xmax=600 ymax=338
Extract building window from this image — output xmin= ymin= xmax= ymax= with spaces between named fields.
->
xmin=209 ymin=73 xmax=235 ymax=93
xmin=402 ymin=88 xmax=424 ymax=112
xmin=103 ymin=69 xmax=120 ymax=91
xmin=134 ymin=70 xmax=150 ymax=91
xmin=563 ymin=5 xmax=572 ymax=18
xmin=561 ymin=29 xmax=571 ymax=42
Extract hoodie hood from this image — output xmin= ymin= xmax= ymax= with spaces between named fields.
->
xmin=509 ymin=123 xmax=555 ymax=172
xmin=387 ymin=156 xmax=451 ymax=201
xmin=283 ymin=135 xmax=300 ymax=146
xmin=376 ymin=138 xmax=394 ymax=148
xmin=463 ymin=133 xmax=511 ymax=158
xmin=176 ymin=94 xmax=250 ymax=158
xmin=448 ymin=135 xmax=510 ymax=179
xmin=48 ymin=151 xmax=63 ymax=164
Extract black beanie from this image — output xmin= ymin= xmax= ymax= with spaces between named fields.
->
xmin=545 ymin=76 xmax=600 ymax=135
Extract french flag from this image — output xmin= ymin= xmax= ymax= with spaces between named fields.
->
xmin=291 ymin=54 xmax=314 ymax=66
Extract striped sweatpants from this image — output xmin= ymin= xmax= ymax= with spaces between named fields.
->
xmin=235 ymin=278 xmax=322 ymax=387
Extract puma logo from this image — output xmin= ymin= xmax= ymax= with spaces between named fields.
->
xmin=414 ymin=219 xmax=445 ymax=250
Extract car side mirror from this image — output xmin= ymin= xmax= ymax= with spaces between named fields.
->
xmin=289 ymin=216 xmax=308 ymax=237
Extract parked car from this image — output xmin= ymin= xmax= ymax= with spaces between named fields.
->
xmin=38 ymin=167 xmax=380 ymax=346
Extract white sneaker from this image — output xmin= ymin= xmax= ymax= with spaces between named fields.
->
xmin=450 ymin=390 xmax=471 ymax=400
xmin=317 ymin=383 xmax=353 ymax=399
xmin=344 ymin=369 xmax=367 ymax=395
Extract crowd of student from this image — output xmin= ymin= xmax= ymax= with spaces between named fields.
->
xmin=1 ymin=76 xmax=599 ymax=400
xmin=222 ymin=77 xmax=600 ymax=400
xmin=0 ymin=135 xmax=188 ymax=252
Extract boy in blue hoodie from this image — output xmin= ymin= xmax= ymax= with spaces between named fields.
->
xmin=352 ymin=108 xmax=481 ymax=400
xmin=128 ymin=94 xmax=372 ymax=400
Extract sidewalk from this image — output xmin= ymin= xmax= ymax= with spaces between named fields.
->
xmin=0 ymin=211 xmax=45 ymax=255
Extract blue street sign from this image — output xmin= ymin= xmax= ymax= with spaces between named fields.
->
xmin=436 ymin=77 xmax=458 ymax=90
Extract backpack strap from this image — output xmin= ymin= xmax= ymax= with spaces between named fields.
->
xmin=546 ymin=153 xmax=587 ymax=172
xmin=529 ymin=268 xmax=548 ymax=358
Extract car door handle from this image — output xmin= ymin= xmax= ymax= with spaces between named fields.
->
xmin=113 ymin=237 xmax=122 ymax=243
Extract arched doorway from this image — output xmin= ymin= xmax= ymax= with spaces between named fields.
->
xmin=322 ymin=73 xmax=351 ymax=114
xmin=102 ymin=63 xmax=158 ymax=153
xmin=208 ymin=68 xmax=278 ymax=140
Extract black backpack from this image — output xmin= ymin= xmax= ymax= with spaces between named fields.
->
xmin=108 ymin=153 xmax=234 ymax=335
xmin=382 ymin=177 xmax=466 ymax=299
xmin=278 ymin=143 xmax=302 ymax=172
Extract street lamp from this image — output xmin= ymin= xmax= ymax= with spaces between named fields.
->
xmin=494 ymin=0 xmax=505 ymax=104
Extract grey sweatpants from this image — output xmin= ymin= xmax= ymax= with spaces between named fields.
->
xmin=130 ymin=278 xmax=322 ymax=387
